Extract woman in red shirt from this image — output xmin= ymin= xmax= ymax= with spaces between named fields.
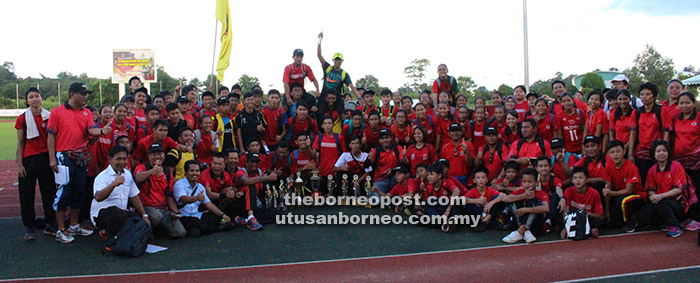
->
xmin=533 ymin=98 xmax=554 ymax=142
xmin=390 ymin=110 xmax=413 ymax=147
xmin=634 ymin=140 xmax=690 ymax=237
xmin=610 ymin=90 xmax=634 ymax=154
xmin=435 ymin=102 xmax=455 ymax=148
xmin=513 ymin=85 xmax=529 ymax=115
xmin=413 ymin=103 xmax=438 ymax=147
xmin=672 ymin=92 xmax=700 ymax=190
xmin=470 ymin=106 xmax=488 ymax=150
xmin=405 ymin=126 xmax=437 ymax=177
xmin=362 ymin=111 xmax=384 ymax=152
xmin=503 ymin=111 xmax=521 ymax=145
xmin=584 ymin=90 xmax=608 ymax=150
xmin=487 ymin=92 xmax=504 ymax=118
xmin=555 ymin=93 xmax=587 ymax=154
xmin=487 ymin=106 xmax=507 ymax=143
xmin=456 ymin=106 xmax=471 ymax=140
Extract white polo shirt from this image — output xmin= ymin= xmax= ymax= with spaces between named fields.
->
xmin=173 ymin=178 xmax=210 ymax=219
xmin=90 ymin=165 xmax=139 ymax=226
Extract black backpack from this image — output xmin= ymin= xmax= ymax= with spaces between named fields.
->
xmin=634 ymin=104 xmax=664 ymax=146
xmin=103 ymin=216 xmax=152 ymax=257
xmin=564 ymin=209 xmax=591 ymax=241
xmin=515 ymin=137 xmax=546 ymax=157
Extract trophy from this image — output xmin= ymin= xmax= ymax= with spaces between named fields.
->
xmin=326 ymin=175 xmax=334 ymax=197
xmin=364 ymin=176 xmax=373 ymax=208
xmin=295 ymin=172 xmax=304 ymax=197
xmin=352 ymin=174 xmax=360 ymax=198
xmin=265 ymin=184 xmax=272 ymax=209
xmin=311 ymin=171 xmax=320 ymax=193
xmin=272 ymin=183 xmax=279 ymax=209
xmin=341 ymin=174 xmax=349 ymax=205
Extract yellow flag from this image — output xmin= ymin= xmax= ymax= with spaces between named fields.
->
xmin=215 ymin=0 xmax=232 ymax=82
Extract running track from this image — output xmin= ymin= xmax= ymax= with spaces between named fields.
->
xmin=8 ymin=231 xmax=699 ymax=282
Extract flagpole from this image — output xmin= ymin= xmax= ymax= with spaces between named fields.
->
xmin=211 ymin=18 xmax=218 ymax=92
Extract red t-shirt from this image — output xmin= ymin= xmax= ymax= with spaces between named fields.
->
xmin=182 ymin=113 xmax=195 ymax=129
xmin=15 ymin=113 xmax=49 ymax=158
xmin=47 ymin=103 xmax=97 ymax=152
xmin=423 ymin=179 xmax=461 ymax=200
xmin=435 ymin=115 xmax=453 ymax=144
xmin=388 ymin=178 xmax=418 ymax=196
xmin=371 ymin=146 xmax=402 ymax=181
xmin=413 ymin=115 xmax=437 ymax=146
xmin=646 ymin=161 xmax=687 ymax=196
xmin=133 ymin=134 xmax=180 ymax=164
xmin=610 ymin=112 xmax=634 ymax=145
xmin=550 ymin=98 xmax=589 ymax=117
xmin=464 ymin=186 xmax=501 ymax=203
xmin=586 ymin=109 xmax=608 ymax=138
xmin=534 ymin=114 xmax=554 ymax=142
xmin=287 ymin=116 xmax=319 ymax=147
xmin=573 ymin=155 xmax=610 ymax=182
xmin=198 ymin=167 xmax=233 ymax=194
xmin=390 ymin=124 xmax=413 ymax=146
xmin=195 ymin=130 xmax=215 ymax=165
xmin=235 ymin=168 xmax=264 ymax=198
xmin=95 ymin=121 xmax=113 ymax=171
xmin=539 ymin=177 xmax=563 ymax=195
xmin=605 ymin=159 xmax=645 ymax=199
xmin=515 ymin=100 xmax=529 ymax=115
xmin=470 ymin=120 xmax=487 ymax=150
xmin=478 ymin=143 xmax=509 ymax=181
xmin=111 ymin=118 xmax=136 ymax=143
xmin=439 ymin=139 xmax=476 ymax=177
xmin=293 ymin=149 xmax=315 ymax=170
xmin=511 ymin=188 xmax=550 ymax=204
xmin=134 ymin=164 xmax=173 ymax=208
xmin=265 ymin=152 xmax=298 ymax=179
xmin=565 ymin=186 xmax=603 ymax=215
xmin=136 ymin=123 xmax=152 ymax=142
xmin=134 ymin=108 xmax=147 ymax=126
xmin=312 ymin=134 xmax=346 ymax=177
xmin=554 ymin=109 xmax=587 ymax=153
xmin=283 ymin=63 xmax=316 ymax=92
xmin=406 ymin=144 xmax=437 ymax=177
xmin=632 ymin=106 xmax=672 ymax=157
xmin=341 ymin=122 xmax=364 ymax=142
xmin=362 ymin=126 xmax=384 ymax=150
xmin=262 ymin=106 xmax=286 ymax=146
xmin=237 ymin=152 xmax=269 ymax=171
xmin=552 ymin=153 xmax=579 ymax=182
xmin=672 ymin=111 xmax=700 ymax=159
xmin=508 ymin=139 xmax=553 ymax=160
xmin=660 ymin=100 xmax=682 ymax=119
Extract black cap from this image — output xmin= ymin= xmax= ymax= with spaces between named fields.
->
xmin=526 ymin=92 xmax=538 ymax=99
xmin=134 ymin=87 xmax=148 ymax=95
xmin=148 ymin=143 xmax=165 ymax=153
xmin=293 ymin=48 xmax=304 ymax=56
xmin=379 ymin=128 xmax=392 ymax=138
xmin=68 ymin=82 xmax=93 ymax=94
xmin=448 ymin=123 xmax=462 ymax=132
xmin=356 ymin=86 xmax=365 ymax=91
xmin=217 ymin=96 xmax=229 ymax=105
xmin=437 ymin=159 xmax=449 ymax=167
xmin=247 ymin=152 xmax=261 ymax=162
xmin=394 ymin=165 xmax=410 ymax=174
xmin=177 ymin=95 xmax=189 ymax=103
xmin=583 ymin=135 xmax=600 ymax=145
xmin=363 ymin=88 xmax=375 ymax=96
xmin=551 ymin=138 xmax=564 ymax=148
xmin=484 ymin=126 xmax=498 ymax=135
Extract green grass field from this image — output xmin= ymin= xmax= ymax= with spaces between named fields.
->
xmin=0 ymin=122 xmax=17 ymax=160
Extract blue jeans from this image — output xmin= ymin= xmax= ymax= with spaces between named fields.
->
xmin=371 ymin=177 xmax=396 ymax=199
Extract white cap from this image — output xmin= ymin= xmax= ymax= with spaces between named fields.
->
xmin=611 ymin=74 xmax=629 ymax=83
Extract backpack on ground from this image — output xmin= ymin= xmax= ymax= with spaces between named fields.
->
xmin=103 ymin=216 xmax=152 ymax=257
xmin=564 ymin=209 xmax=591 ymax=241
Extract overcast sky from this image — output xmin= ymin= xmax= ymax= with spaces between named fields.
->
xmin=1 ymin=0 xmax=698 ymax=92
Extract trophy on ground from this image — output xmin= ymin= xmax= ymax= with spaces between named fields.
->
xmin=352 ymin=174 xmax=360 ymax=198
xmin=341 ymin=174 xmax=349 ymax=205
xmin=326 ymin=175 xmax=334 ymax=197
xmin=311 ymin=171 xmax=320 ymax=194
xmin=364 ymin=176 xmax=373 ymax=208
xmin=265 ymin=184 xmax=272 ymax=209
xmin=294 ymin=172 xmax=304 ymax=206
xmin=278 ymin=179 xmax=288 ymax=211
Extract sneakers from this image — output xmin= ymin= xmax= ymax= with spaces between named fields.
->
xmin=43 ymin=224 xmax=57 ymax=236
xmin=523 ymin=230 xmax=536 ymax=243
xmin=473 ymin=221 xmax=487 ymax=233
xmin=98 ymin=229 xmax=109 ymax=241
xmin=622 ymin=220 xmax=638 ymax=233
xmin=681 ymin=219 xmax=700 ymax=231
xmin=502 ymin=231 xmax=523 ymax=243
xmin=667 ymin=226 xmax=683 ymax=238
xmin=235 ymin=216 xmax=247 ymax=227
xmin=658 ymin=225 xmax=668 ymax=232
xmin=441 ymin=217 xmax=457 ymax=233
xmin=246 ymin=217 xmax=263 ymax=231
xmin=24 ymin=228 xmax=36 ymax=241
xmin=67 ymin=225 xmax=94 ymax=237
xmin=55 ymin=230 xmax=75 ymax=244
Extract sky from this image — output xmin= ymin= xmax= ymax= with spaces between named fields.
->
xmin=1 ymin=0 xmax=698 ymax=92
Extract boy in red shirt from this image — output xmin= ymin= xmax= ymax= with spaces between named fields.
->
xmin=136 ymin=105 xmax=162 ymax=141
xmin=265 ymin=141 xmax=297 ymax=180
xmin=603 ymin=140 xmax=646 ymax=231
xmin=534 ymin=156 xmax=565 ymax=233
xmin=358 ymin=89 xmax=378 ymax=116
xmin=341 ymin=110 xmax=365 ymax=142
xmin=369 ymin=129 xmax=403 ymax=195
xmin=231 ymin=153 xmax=278 ymax=231
xmin=374 ymin=165 xmax=418 ymax=215
xmin=502 ymin=168 xmax=549 ymax=244
xmin=378 ymin=89 xmax=395 ymax=126
xmin=287 ymin=101 xmax=318 ymax=148
xmin=313 ymin=117 xmax=346 ymax=185
xmin=550 ymin=138 xmax=579 ymax=182
xmin=199 ymin=152 xmax=236 ymax=208
xmin=261 ymin=90 xmax=287 ymax=151
xmin=423 ymin=163 xmax=463 ymax=232
xmin=495 ymin=161 xmax=521 ymax=193
xmin=293 ymin=134 xmax=317 ymax=174
xmin=571 ymin=135 xmax=610 ymax=195
xmin=361 ymin=111 xmax=384 ymax=151
xmin=464 ymin=167 xmax=505 ymax=232
xmin=560 ymin=167 xmax=604 ymax=239
xmin=133 ymin=119 xmax=189 ymax=164
xmin=475 ymin=127 xmax=509 ymax=182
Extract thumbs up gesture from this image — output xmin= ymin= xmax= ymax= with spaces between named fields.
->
xmin=197 ymin=191 xmax=205 ymax=202
xmin=112 ymin=173 xmax=125 ymax=187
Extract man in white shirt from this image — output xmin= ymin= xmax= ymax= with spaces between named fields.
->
xmin=174 ymin=160 xmax=232 ymax=237
xmin=91 ymin=145 xmax=150 ymax=237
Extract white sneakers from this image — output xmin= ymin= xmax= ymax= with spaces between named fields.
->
xmin=502 ymin=230 xmax=536 ymax=244
xmin=55 ymin=230 xmax=75 ymax=244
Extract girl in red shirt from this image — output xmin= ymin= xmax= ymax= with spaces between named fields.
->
xmin=194 ymin=115 xmax=218 ymax=166
xmin=120 ymin=94 xmax=138 ymax=130
xmin=610 ymin=90 xmax=634 ymax=153
xmin=672 ymin=92 xmax=700 ymax=173
xmin=456 ymin=106 xmax=471 ymax=140
xmin=470 ymin=106 xmax=487 ymax=150
xmin=362 ymin=111 xmax=383 ymax=151
xmin=503 ymin=110 xmax=521 ymax=145
xmin=555 ymin=93 xmax=587 ymax=154
xmin=95 ymin=105 xmax=114 ymax=171
xmin=435 ymin=102 xmax=455 ymax=147
xmin=584 ymin=90 xmax=608 ymax=150
xmin=487 ymin=106 xmax=507 ymax=142
xmin=513 ymin=85 xmax=529 ymax=115
xmin=413 ymin=103 xmax=438 ymax=147
xmin=405 ymin=126 xmax=437 ymax=177
xmin=390 ymin=110 xmax=413 ymax=147
xmin=533 ymin=98 xmax=554 ymax=142
xmin=487 ymin=92 xmax=504 ymax=118
xmin=661 ymin=79 xmax=683 ymax=118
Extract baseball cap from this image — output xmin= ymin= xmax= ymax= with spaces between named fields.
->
xmin=379 ymin=128 xmax=392 ymax=138
xmin=448 ymin=123 xmax=462 ymax=132
xmin=611 ymin=74 xmax=630 ymax=83
xmin=333 ymin=52 xmax=343 ymax=60
xmin=394 ymin=165 xmax=410 ymax=174
xmin=437 ymin=159 xmax=450 ymax=167
xmin=68 ymin=82 xmax=93 ymax=94
xmin=551 ymin=138 xmax=564 ymax=148
xmin=356 ymin=86 xmax=365 ymax=91
xmin=583 ymin=135 xmax=600 ymax=145
xmin=148 ymin=143 xmax=165 ymax=153
xmin=484 ymin=126 xmax=498 ymax=135
xmin=217 ymin=96 xmax=229 ymax=105
xmin=247 ymin=152 xmax=261 ymax=162
xmin=293 ymin=48 xmax=304 ymax=56
xmin=177 ymin=95 xmax=189 ymax=103
xmin=363 ymin=88 xmax=375 ymax=96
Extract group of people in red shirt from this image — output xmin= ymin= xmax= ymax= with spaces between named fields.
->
xmin=15 ymin=53 xmax=700 ymax=246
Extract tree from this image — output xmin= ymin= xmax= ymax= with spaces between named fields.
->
xmin=457 ymin=76 xmax=477 ymax=99
xmin=473 ymin=86 xmax=490 ymax=101
xmin=403 ymin=59 xmax=431 ymax=93
xmin=1 ymin=61 xmax=17 ymax=82
xmin=497 ymin=84 xmax=514 ymax=96
xmin=237 ymin=74 xmax=260 ymax=93
xmin=355 ymin=75 xmax=381 ymax=91
xmin=580 ymin=72 xmax=606 ymax=94
xmin=682 ymin=65 xmax=697 ymax=74
xmin=608 ymin=67 xmax=619 ymax=72
xmin=631 ymin=44 xmax=675 ymax=99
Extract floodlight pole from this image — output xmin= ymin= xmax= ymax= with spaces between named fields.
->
xmin=523 ymin=0 xmax=530 ymax=92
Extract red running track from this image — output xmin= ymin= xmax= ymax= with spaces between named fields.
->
xmin=14 ymin=231 xmax=700 ymax=283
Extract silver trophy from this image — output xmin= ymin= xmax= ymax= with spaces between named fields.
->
xmin=294 ymin=172 xmax=304 ymax=197
xmin=327 ymin=175 xmax=334 ymax=197
xmin=352 ymin=174 xmax=360 ymax=198
xmin=365 ymin=176 xmax=373 ymax=208
xmin=265 ymin=184 xmax=272 ymax=209
xmin=311 ymin=171 xmax=320 ymax=193
xmin=341 ymin=174 xmax=349 ymax=197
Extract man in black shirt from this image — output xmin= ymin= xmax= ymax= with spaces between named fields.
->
xmin=235 ymin=92 xmax=267 ymax=150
